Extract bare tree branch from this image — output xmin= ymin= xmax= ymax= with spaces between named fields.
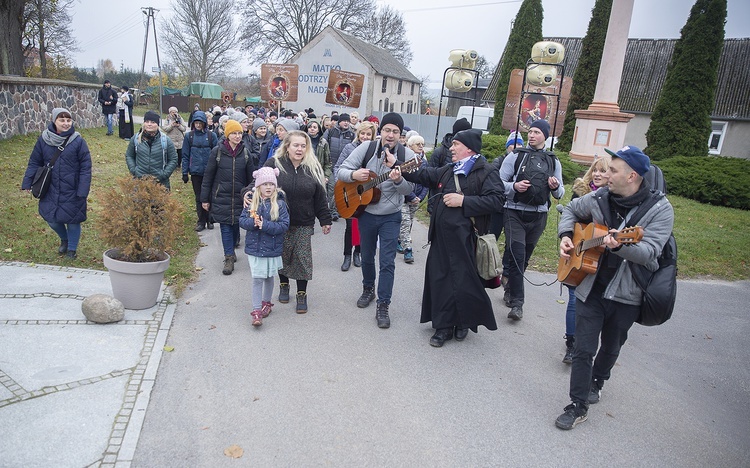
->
xmin=22 ymin=0 xmax=78 ymax=77
xmin=239 ymin=0 xmax=412 ymax=66
xmin=161 ymin=0 xmax=238 ymax=82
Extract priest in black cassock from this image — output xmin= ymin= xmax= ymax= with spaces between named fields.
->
xmin=402 ymin=129 xmax=505 ymax=347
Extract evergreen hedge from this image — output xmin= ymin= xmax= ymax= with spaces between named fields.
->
xmin=657 ymin=156 xmax=750 ymax=210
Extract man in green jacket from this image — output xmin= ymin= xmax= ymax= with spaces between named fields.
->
xmin=125 ymin=110 xmax=178 ymax=189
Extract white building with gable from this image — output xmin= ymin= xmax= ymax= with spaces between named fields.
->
xmin=288 ymin=26 xmax=421 ymax=117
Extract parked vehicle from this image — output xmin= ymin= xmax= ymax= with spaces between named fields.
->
xmin=456 ymin=106 xmax=494 ymax=133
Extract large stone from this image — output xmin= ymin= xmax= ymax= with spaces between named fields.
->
xmin=82 ymin=294 xmax=125 ymax=323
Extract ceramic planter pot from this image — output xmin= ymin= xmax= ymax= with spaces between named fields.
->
xmin=103 ymin=249 xmax=170 ymax=310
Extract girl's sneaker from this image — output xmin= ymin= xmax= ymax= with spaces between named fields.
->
xmin=251 ymin=309 xmax=263 ymax=327
xmin=261 ymin=301 xmax=274 ymax=318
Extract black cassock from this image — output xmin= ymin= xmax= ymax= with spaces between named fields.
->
xmin=404 ymin=156 xmax=505 ymax=332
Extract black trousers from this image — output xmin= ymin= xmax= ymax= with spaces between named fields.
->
xmin=190 ymin=175 xmax=209 ymax=226
xmin=569 ymin=282 xmax=640 ymax=405
xmin=503 ymin=209 xmax=547 ymax=307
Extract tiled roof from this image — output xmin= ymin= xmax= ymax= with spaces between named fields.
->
xmin=483 ymin=37 xmax=750 ymax=120
xmin=333 ymin=28 xmax=420 ymax=83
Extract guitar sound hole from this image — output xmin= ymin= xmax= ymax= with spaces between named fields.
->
xmin=357 ymin=185 xmax=363 ymax=195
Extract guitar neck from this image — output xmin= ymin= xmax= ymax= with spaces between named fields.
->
xmin=363 ymin=170 xmax=393 ymax=191
xmin=362 ymin=156 xmax=420 ymax=191
xmin=580 ymin=231 xmax=629 ymax=251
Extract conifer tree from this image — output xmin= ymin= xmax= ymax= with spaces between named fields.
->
xmin=556 ymin=0 xmax=612 ymax=151
xmin=489 ymin=0 xmax=543 ymax=135
xmin=645 ymin=0 xmax=726 ymax=160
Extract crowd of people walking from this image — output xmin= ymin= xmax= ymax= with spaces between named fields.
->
xmin=22 ymin=89 xmax=674 ymax=431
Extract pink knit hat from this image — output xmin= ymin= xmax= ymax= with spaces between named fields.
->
xmin=253 ymin=167 xmax=279 ymax=187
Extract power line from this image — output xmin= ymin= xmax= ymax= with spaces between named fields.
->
xmin=400 ymin=0 xmax=522 ymax=13
xmin=77 ymin=18 xmax=143 ymax=52
xmin=75 ymin=11 xmax=142 ymax=50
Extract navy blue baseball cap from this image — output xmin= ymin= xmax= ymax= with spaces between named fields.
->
xmin=605 ymin=145 xmax=651 ymax=176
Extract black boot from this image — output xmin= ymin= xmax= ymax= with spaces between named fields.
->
xmin=279 ymin=283 xmax=290 ymax=303
xmin=58 ymin=240 xmax=68 ymax=255
xmin=357 ymin=286 xmax=375 ymax=308
xmin=376 ymin=302 xmax=390 ymax=328
xmin=296 ymin=291 xmax=308 ymax=314
xmin=341 ymin=255 xmax=352 ymax=271
xmin=353 ymin=251 xmax=361 ymax=267
xmin=222 ymin=255 xmax=235 ymax=275
xmin=563 ymin=335 xmax=575 ymax=364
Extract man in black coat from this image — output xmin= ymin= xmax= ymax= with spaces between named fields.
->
xmin=98 ymin=80 xmax=118 ymax=136
xmin=402 ymin=129 xmax=505 ymax=347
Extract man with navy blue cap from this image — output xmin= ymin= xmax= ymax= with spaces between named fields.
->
xmin=554 ymin=145 xmax=674 ymax=430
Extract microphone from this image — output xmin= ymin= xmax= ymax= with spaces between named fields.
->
xmin=556 ymin=204 xmax=564 ymax=214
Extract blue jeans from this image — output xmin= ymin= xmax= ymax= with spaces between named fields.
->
xmin=565 ymin=286 xmax=576 ymax=337
xmin=104 ymin=113 xmax=114 ymax=134
xmin=219 ymin=223 xmax=240 ymax=256
xmin=358 ymin=211 xmax=401 ymax=304
xmin=47 ymin=222 xmax=81 ymax=251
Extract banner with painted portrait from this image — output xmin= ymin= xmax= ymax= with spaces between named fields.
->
xmin=325 ymin=70 xmax=364 ymax=108
xmin=261 ymin=64 xmax=299 ymax=102
xmin=501 ymin=68 xmax=572 ymax=137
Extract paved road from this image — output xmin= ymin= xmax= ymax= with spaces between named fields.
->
xmin=133 ymin=218 xmax=750 ymax=466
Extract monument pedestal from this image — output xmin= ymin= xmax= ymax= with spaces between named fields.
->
xmin=569 ymin=102 xmax=634 ymax=164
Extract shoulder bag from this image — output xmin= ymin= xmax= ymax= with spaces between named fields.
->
xmin=454 ymin=173 xmax=502 ymax=281
xmin=31 ymin=135 xmax=71 ymax=199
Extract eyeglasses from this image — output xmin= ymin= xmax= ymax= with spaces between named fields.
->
xmin=413 ymin=142 xmax=425 ymax=146
xmin=229 ymin=131 xmax=244 ymax=136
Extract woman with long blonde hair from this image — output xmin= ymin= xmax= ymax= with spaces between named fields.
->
xmin=262 ymin=131 xmax=331 ymax=313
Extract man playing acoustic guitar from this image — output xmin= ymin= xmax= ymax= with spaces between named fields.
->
xmin=555 ymin=146 xmax=674 ymax=430
xmin=337 ymin=113 xmax=416 ymax=329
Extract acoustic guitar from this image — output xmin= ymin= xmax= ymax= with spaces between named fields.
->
xmin=557 ymin=223 xmax=644 ymax=286
xmin=334 ymin=155 xmax=423 ymax=219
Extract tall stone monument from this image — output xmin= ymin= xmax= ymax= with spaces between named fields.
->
xmin=569 ymin=0 xmax=635 ymax=163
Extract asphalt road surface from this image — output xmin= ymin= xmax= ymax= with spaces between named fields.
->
xmin=133 ymin=216 xmax=750 ymax=466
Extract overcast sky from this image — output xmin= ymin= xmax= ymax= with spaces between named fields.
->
xmin=70 ymin=0 xmax=749 ymax=87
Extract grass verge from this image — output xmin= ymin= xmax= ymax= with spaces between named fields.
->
xmin=2 ymin=127 xmax=749 ymax=293
xmin=0 ymin=127 xmax=199 ymax=296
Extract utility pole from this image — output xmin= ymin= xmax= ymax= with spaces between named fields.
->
xmin=137 ymin=7 xmax=164 ymax=121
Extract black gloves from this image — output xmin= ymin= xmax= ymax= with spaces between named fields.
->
xmin=182 ymin=174 xmax=189 ymax=183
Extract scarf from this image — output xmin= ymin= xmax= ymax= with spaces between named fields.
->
xmin=309 ymin=133 xmax=320 ymax=152
xmin=453 ymin=154 xmax=479 ymax=175
xmin=609 ymin=183 xmax=652 ymax=225
xmin=223 ymin=139 xmax=242 ymax=157
xmin=41 ymin=122 xmax=79 ymax=147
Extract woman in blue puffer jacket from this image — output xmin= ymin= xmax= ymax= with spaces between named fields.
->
xmin=21 ymin=108 xmax=92 ymax=259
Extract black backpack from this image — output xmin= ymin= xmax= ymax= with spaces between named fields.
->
xmin=512 ymin=148 xmax=557 ymax=206
xmin=596 ymin=184 xmax=677 ymax=326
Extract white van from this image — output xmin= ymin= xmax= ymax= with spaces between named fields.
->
xmin=456 ymin=106 xmax=494 ymax=133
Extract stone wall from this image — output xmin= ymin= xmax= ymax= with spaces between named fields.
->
xmin=0 ymin=76 xmax=105 ymax=140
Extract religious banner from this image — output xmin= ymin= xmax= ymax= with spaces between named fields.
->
xmin=260 ymin=64 xmax=299 ymax=102
xmin=502 ymin=68 xmax=573 ymax=137
xmin=325 ymin=69 xmax=364 ymax=108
